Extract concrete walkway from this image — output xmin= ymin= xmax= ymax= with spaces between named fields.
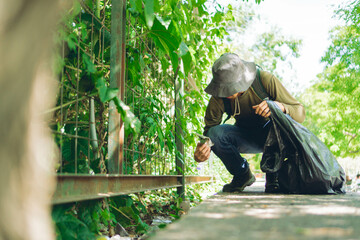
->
xmin=150 ymin=180 xmax=360 ymax=240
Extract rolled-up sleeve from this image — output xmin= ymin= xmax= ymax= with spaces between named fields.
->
xmin=262 ymin=71 xmax=306 ymax=123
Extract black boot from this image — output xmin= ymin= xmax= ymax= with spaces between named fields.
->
xmin=265 ymin=172 xmax=281 ymax=193
xmin=223 ymin=169 xmax=256 ymax=193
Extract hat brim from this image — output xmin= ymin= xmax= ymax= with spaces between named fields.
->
xmin=205 ymin=60 xmax=256 ymax=97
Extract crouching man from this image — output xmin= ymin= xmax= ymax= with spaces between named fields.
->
xmin=194 ymin=53 xmax=305 ymax=193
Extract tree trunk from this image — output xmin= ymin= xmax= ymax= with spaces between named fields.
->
xmin=0 ymin=0 xmax=63 ymax=239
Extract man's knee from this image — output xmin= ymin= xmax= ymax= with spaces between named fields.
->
xmin=207 ymin=125 xmax=225 ymax=142
xmin=207 ymin=125 xmax=235 ymax=148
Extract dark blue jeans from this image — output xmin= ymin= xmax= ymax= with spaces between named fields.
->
xmin=207 ymin=122 xmax=270 ymax=176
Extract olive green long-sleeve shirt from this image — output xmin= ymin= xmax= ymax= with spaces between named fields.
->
xmin=203 ymin=70 xmax=305 ymax=135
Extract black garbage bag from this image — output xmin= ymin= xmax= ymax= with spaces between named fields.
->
xmin=260 ymin=100 xmax=346 ymax=194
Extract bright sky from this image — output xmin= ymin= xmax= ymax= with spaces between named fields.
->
xmin=217 ymin=0 xmax=346 ymax=93
xmin=252 ymin=0 xmax=344 ymax=92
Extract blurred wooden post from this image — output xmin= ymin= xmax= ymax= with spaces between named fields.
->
xmin=175 ymin=71 xmax=185 ymax=198
xmin=108 ymin=0 xmax=126 ymax=174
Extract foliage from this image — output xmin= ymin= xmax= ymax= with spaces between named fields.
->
xmin=52 ymin=203 xmax=98 ymax=240
xmin=52 ymin=188 xmax=203 ymax=239
xmin=54 ymin=0 xmax=141 ymax=174
xmin=52 ymin=0 xmax=238 ymax=237
xmin=124 ymin=0 xmax=237 ymax=174
xmin=250 ymin=27 xmax=302 ymax=76
xmin=52 ymin=0 xmax=310 ymax=238
xmin=52 ymin=197 xmax=144 ymax=239
xmin=301 ymin=0 xmax=360 ymax=157
xmin=54 ymin=0 xmax=295 ymax=175
xmin=109 ymin=195 xmax=150 ymax=234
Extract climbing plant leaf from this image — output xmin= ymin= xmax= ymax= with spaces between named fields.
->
xmin=144 ymin=0 xmax=155 ymax=28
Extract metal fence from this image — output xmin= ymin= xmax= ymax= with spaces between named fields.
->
xmin=51 ymin=0 xmax=212 ymax=204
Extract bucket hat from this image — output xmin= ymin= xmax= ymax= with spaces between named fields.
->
xmin=204 ymin=53 xmax=257 ymax=97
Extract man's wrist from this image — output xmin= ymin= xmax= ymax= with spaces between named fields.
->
xmin=275 ymin=101 xmax=286 ymax=113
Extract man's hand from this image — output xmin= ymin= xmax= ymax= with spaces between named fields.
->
xmin=194 ymin=142 xmax=211 ymax=162
xmin=252 ymin=100 xmax=285 ymax=118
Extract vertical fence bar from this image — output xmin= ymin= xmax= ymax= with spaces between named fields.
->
xmin=60 ymin=41 xmax=65 ymax=173
xmin=108 ymin=0 xmax=126 ymax=174
xmin=75 ymin=13 xmax=81 ymax=174
xmin=175 ymin=70 xmax=185 ymax=198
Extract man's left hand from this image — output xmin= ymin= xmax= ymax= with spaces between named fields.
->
xmin=252 ymin=101 xmax=285 ymax=118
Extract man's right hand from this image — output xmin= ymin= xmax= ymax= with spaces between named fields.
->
xmin=194 ymin=142 xmax=211 ymax=162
